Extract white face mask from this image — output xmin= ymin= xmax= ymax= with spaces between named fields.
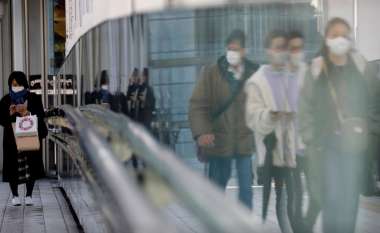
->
xmin=288 ymin=52 xmax=304 ymax=67
xmin=226 ymin=51 xmax=242 ymax=66
xmin=101 ymin=85 xmax=109 ymax=91
xmin=270 ymin=51 xmax=287 ymax=66
xmin=12 ymin=86 xmax=24 ymax=93
xmin=326 ymin=37 xmax=351 ymax=56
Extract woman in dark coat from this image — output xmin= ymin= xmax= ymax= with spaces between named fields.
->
xmin=0 ymin=71 xmax=48 ymax=206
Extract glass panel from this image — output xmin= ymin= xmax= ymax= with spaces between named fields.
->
xmin=53 ymin=1 xmax=380 ymax=233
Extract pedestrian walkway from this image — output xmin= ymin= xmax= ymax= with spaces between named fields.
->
xmin=0 ymin=180 xmax=83 ymax=233
xmin=159 ymin=156 xmax=380 ymax=233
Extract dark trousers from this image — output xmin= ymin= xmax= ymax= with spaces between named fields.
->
xmin=208 ymin=156 xmax=253 ymax=209
xmin=292 ymin=155 xmax=322 ymax=233
xmin=322 ymin=136 xmax=360 ymax=233
xmin=271 ymin=167 xmax=296 ymax=233
xmin=9 ymin=179 xmax=35 ymax=197
xmin=293 ymin=156 xmax=305 ymax=219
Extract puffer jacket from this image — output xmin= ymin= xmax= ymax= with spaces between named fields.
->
xmin=189 ymin=56 xmax=260 ymax=157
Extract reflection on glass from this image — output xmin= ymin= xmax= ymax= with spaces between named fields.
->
xmin=49 ymin=1 xmax=380 ymax=233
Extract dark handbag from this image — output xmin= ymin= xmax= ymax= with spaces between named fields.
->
xmin=196 ymin=79 xmax=246 ymax=163
xmin=323 ymin=61 xmax=368 ymax=153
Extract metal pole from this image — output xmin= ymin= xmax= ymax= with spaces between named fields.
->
xmin=8 ymin=0 xmax=12 ymax=73
xmin=39 ymin=0 xmax=47 ymax=172
xmin=24 ymin=0 xmax=29 ymax=85
xmin=1 ymin=0 xmax=4 ymax=94
xmin=40 ymin=0 xmax=45 ymax=107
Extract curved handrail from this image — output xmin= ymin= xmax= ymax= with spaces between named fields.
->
xmin=79 ymin=105 xmax=268 ymax=233
xmin=54 ymin=105 xmax=172 ymax=233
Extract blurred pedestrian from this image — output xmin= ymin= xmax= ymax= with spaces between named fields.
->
xmin=85 ymin=70 xmax=119 ymax=112
xmin=189 ymin=29 xmax=260 ymax=209
xmin=127 ymin=68 xmax=139 ymax=119
xmin=284 ymin=29 xmax=309 ymax=233
xmin=299 ymin=17 xmax=380 ymax=233
xmin=136 ymin=68 xmax=155 ymax=130
xmin=245 ymin=29 xmax=298 ymax=232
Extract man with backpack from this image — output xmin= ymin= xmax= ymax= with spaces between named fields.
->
xmin=188 ymin=29 xmax=260 ymax=209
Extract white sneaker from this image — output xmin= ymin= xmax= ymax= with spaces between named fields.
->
xmin=25 ymin=196 xmax=33 ymax=206
xmin=12 ymin=196 xmax=21 ymax=206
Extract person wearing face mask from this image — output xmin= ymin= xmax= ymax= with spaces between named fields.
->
xmin=189 ymin=29 xmax=260 ymax=209
xmin=284 ymin=29 xmax=311 ymax=233
xmin=299 ymin=18 xmax=380 ymax=233
xmin=86 ymin=70 xmax=119 ymax=112
xmin=0 ymin=71 xmax=48 ymax=206
xmin=245 ymin=29 xmax=299 ymax=232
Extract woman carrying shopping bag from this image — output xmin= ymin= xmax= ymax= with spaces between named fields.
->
xmin=0 ymin=71 xmax=48 ymax=206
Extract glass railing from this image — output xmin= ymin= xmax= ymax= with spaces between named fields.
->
xmin=47 ymin=105 xmax=173 ymax=233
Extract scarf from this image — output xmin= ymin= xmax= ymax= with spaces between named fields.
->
xmin=100 ymin=89 xmax=109 ymax=104
xmin=10 ymin=89 xmax=27 ymax=106
xmin=10 ymin=89 xmax=28 ymax=117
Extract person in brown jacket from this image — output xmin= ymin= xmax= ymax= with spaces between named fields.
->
xmin=189 ymin=29 xmax=260 ymax=209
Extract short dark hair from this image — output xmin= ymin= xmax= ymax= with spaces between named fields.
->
xmin=100 ymin=70 xmax=109 ymax=85
xmin=226 ymin=29 xmax=246 ymax=48
xmin=8 ymin=71 xmax=29 ymax=90
xmin=285 ymin=30 xmax=304 ymax=44
xmin=264 ymin=29 xmax=286 ymax=49
xmin=133 ymin=68 xmax=138 ymax=75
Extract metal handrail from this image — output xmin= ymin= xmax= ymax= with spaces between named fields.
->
xmin=54 ymin=105 xmax=172 ymax=233
xmin=79 ymin=105 xmax=268 ymax=233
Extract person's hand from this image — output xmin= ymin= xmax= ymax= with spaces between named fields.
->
xmin=270 ymin=110 xmax=285 ymax=121
xmin=16 ymin=106 xmax=28 ymax=116
xmin=9 ymin=105 xmax=16 ymax=116
xmin=140 ymin=97 xmax=146 ymax=102
xmin=101 ymin=103 xmax=111 ymax=109
xmin=197 ymin=134 xmax=215 ymax=148
xmin=285 ymin=112 xmax=298 ymax=123
xmin=131 ymin=97 xmax=137 ymax=103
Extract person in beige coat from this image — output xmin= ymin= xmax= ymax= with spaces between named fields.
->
xmin=189 ymin=29 xmax=259 ymax=209
xmin=245 ymin=29 xmax=304 ymax=232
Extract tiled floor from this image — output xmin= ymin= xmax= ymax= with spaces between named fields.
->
xmin=158 ymin=156 xmax=380 ymax=233
xmin=0 ymin=180 xmax=82 ymax=233
xmin=1 ymin=156 xmax=379 ymax=233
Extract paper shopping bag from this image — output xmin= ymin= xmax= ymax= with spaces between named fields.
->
xmin=15 ymin=115 xmax=38 ymax=137
xmin=12 ymin=123 xmax=40 ymax=152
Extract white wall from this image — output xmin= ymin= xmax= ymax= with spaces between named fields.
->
xmin=328 ymin=0 xmax=354 ymax=28
xmin=357 ymin=0 xmax=380 ymax=61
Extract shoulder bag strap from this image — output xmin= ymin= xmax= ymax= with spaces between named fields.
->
xmin=322 ymin=61 xmax=345 ymax=124
xmin=211 ymin=80 xmax=245 ymax=123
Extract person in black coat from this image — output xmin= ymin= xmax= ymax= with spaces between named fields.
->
xmin=127 ymin=68 xmax=139 ymax=119
xmin=136 ymin=68 xmax=155 ymax=130
xmin=85 ymin=70 xmax=120 ymax=113
xmin=0 ymin=71 xmax=48 ymax=206
xmin=129 ymin=68 xmax=155 ymax=171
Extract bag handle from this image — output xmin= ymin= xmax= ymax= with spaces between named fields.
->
xmin=322 ymin=61 xmax=345 ymax=124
